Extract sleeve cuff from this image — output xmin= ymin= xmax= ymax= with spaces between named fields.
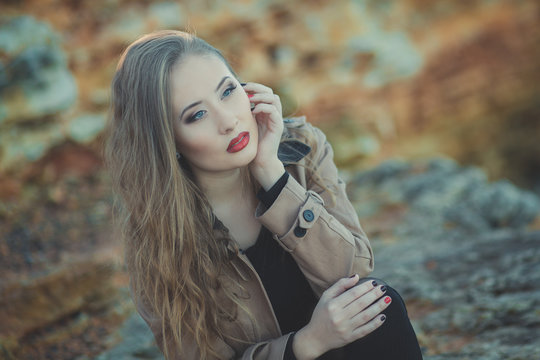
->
xmin=284 ymin=332 xmax=297 ymax=360
xmin=257 ymin=171 xmax=289 ymax=208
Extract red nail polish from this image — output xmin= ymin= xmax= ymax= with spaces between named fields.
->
xmin=248 ymin=94 xmax=254 ymax=98
xmin=384 ymin=296 xmax=392 ymax=304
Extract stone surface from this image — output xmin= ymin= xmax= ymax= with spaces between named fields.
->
xmin=0 ymin=260 xmax=120 ymax=358
xmin=68 ymin=114 xmax=107 ymax=144
xmin=91 ymin=313 xmax=163 ymax=360
xmin=0 ymin=16 xmax=77 ymax=171
xmin=0 ymin=16 xmax=77 ymax=122
xmin=349 ymin=158 xmax=540 ymax=358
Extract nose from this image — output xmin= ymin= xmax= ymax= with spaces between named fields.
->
xmin=216 ymin=106 xmax=238 ymax=135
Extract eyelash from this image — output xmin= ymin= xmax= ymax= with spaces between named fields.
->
xmin=186 ymin=83 xmax=237 ymax=123
xmin=221 ymin=83 xmax=237 ymax=99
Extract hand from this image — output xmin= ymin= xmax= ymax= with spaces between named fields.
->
xmin=293 ymin=275 xmax=391 ymax=360
xmin=242 ymin=82 xmax=285 ymax=190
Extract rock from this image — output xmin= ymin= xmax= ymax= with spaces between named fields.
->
xmin=103 ymin=2 xmax=185 ymax=43
xmin=68 ymin=114 xmax=107 ymax=144
xmin=0 ymin=261 xmax=119 ymax=357
xmin=93 ymin=313 xmax=163 ymax=360
xmin=0 ymin=16 xmax=77 ymax=125
xmin=0 ymin=16 xmax=77 ymax=172
xmin=352 ymin=157 xmax=540 ymax=235
xmin=0 ymin=120 xmax=65 ymax=168
xmin=350 ymin=158 xmax=540 ymax=358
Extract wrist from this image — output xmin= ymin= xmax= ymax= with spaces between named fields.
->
xmin=250 ymin=159 xmax=285 ymax=191
xmin=292 ymin=327 xmax=323 ymax=360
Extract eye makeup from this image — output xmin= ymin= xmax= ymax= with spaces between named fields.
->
xmin=183 ymin=81 xmax=238 ymax=124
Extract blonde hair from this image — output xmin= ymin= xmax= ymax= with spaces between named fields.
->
xmin=106 ymin=30 xmax=328 ymax=359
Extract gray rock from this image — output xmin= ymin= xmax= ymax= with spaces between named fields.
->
xmin=0 ymin=15 xmax=77 ymax=171
xmin=350 ymin=158 xmax=540 ymax=358
xmin=69 ymin=113 xmax=107 ymax=144
xmin=0 ymin=16 xmax=77 ymax=125
xmin=93 ymin=313 xmax=163 ymax=360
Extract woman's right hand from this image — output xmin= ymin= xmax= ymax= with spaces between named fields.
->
xmin=292 ymin=275 xmax=391 ymax=360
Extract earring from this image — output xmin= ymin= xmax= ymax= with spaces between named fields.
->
xmin=176 ymin=152 xmax=182 ymax=160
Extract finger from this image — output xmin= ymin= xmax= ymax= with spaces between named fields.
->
xmin=334 ymin=280 xmax=382 ymax=310
xmin=248 ymin=92 xmax=279 ymax=105
xmin=251 ymin=103 xmax=283 ymax=125
xmin=349 ymin=284 xmax=387 ymax=311
xmin=349 ymin=294 xmax=392 ymax=329
xmin=321 ymin=275 xmax=360 ymax=300
xmin=250 ymin=93 xmax=282 ymax=114
xmin=242 ymin=82 xmax=273 ymax=94
xmin=350 ymin=313 xmax=387 ymax=340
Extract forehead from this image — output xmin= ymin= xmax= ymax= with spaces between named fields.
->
xmin=170 ymin=54 xmax=233 ymax=102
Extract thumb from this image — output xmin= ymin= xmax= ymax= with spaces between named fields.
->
xmin=322 ymin=274 xmax=359 ymax=300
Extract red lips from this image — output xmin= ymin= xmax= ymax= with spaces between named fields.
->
xmin=227 ymin=131 xmax=250 ymax=153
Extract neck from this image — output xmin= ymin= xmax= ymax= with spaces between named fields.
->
xmin=194 ymin=167 xmax=253 ymax=206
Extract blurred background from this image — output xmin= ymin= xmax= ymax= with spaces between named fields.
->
xmin=1 ymin=0 xmax=539 ymax=359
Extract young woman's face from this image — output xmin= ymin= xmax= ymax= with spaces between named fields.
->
xmin=170 ymin=54 xmax=257 ymax=179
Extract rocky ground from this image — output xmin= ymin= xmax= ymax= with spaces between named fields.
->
xmin=349 ymin=158 xmax=540 ymax=359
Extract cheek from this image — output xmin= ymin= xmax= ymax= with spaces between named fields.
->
xmin=183 ymin=140 xmax=214 ymax=159
xmin=175 ymin=129 xmax=214 ymax=157
xmin=235 ymin=89 xmax=252 ymax=112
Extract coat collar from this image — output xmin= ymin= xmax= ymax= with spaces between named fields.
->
xmin=277 ymin=139 xmax=311 ymax=164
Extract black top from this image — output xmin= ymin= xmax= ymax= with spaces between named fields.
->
xmin=245 ymin=171 xmax=318 ymax=359
xmin=244 ymin=226 xmax=318 ymax=335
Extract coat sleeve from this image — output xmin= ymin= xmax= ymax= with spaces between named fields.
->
xmin=255 ymin=123 xmax=374 ymax=297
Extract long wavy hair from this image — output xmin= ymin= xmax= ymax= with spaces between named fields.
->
xmin=105 ymin=30 xmax=323 ymax=359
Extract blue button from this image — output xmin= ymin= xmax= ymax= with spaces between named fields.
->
xmin=294 ymin=226 xmax=307 ymax=237
xmin=303 ymin=209 xmax=314 ymax=222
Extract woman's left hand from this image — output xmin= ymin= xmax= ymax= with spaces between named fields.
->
xmin=243 ymin=82 xmax=285 ymax=190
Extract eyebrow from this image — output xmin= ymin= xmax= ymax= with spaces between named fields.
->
xmin=179 ymin=76 xmax=231 ymax=120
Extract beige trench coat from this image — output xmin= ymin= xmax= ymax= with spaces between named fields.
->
xmin=135 ymin=117 xmax=374 ymax=359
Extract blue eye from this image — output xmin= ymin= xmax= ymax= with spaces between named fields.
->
xmin=222 ymin=84 xmax=237 ymax=98
xmin=187 ymin=110 xmax=206 ymax=123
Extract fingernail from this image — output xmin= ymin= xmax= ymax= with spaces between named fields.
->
xmin=349 ymin=274 xmax=357 ymax=278
xmin=371 ymin=280 xmax=378 ymax=287
xmin=240 ymin=82 xmax=247 ymax=86
xmin=380 ymin=285 xmax=387 ymax=292
xmin=380 ymin=315 xmax=386 ymax=322
xmin=384 ymin=296 xmax=392 ymax=304
xmin=248 ymin=94 xmax=254 ymax=98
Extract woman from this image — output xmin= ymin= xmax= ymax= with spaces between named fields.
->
xmin=106 ymin=30 xmax=422 ymax=359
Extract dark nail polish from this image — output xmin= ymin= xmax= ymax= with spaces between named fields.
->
xmin=380 ymin=315 xmax=386 ymax=322
xmin=381 ymin=285 xmax=387 ymax=292
xmin=371 ymin=280 xmax=378 ymax=287
xmin=349 ymin=274 xmax=357 ymax=278
xmin=240 ymin=82 xmax=247 ymax=86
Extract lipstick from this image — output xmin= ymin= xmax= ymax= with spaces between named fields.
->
xmin=227 ymin=131 xmax=250 ymax=153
